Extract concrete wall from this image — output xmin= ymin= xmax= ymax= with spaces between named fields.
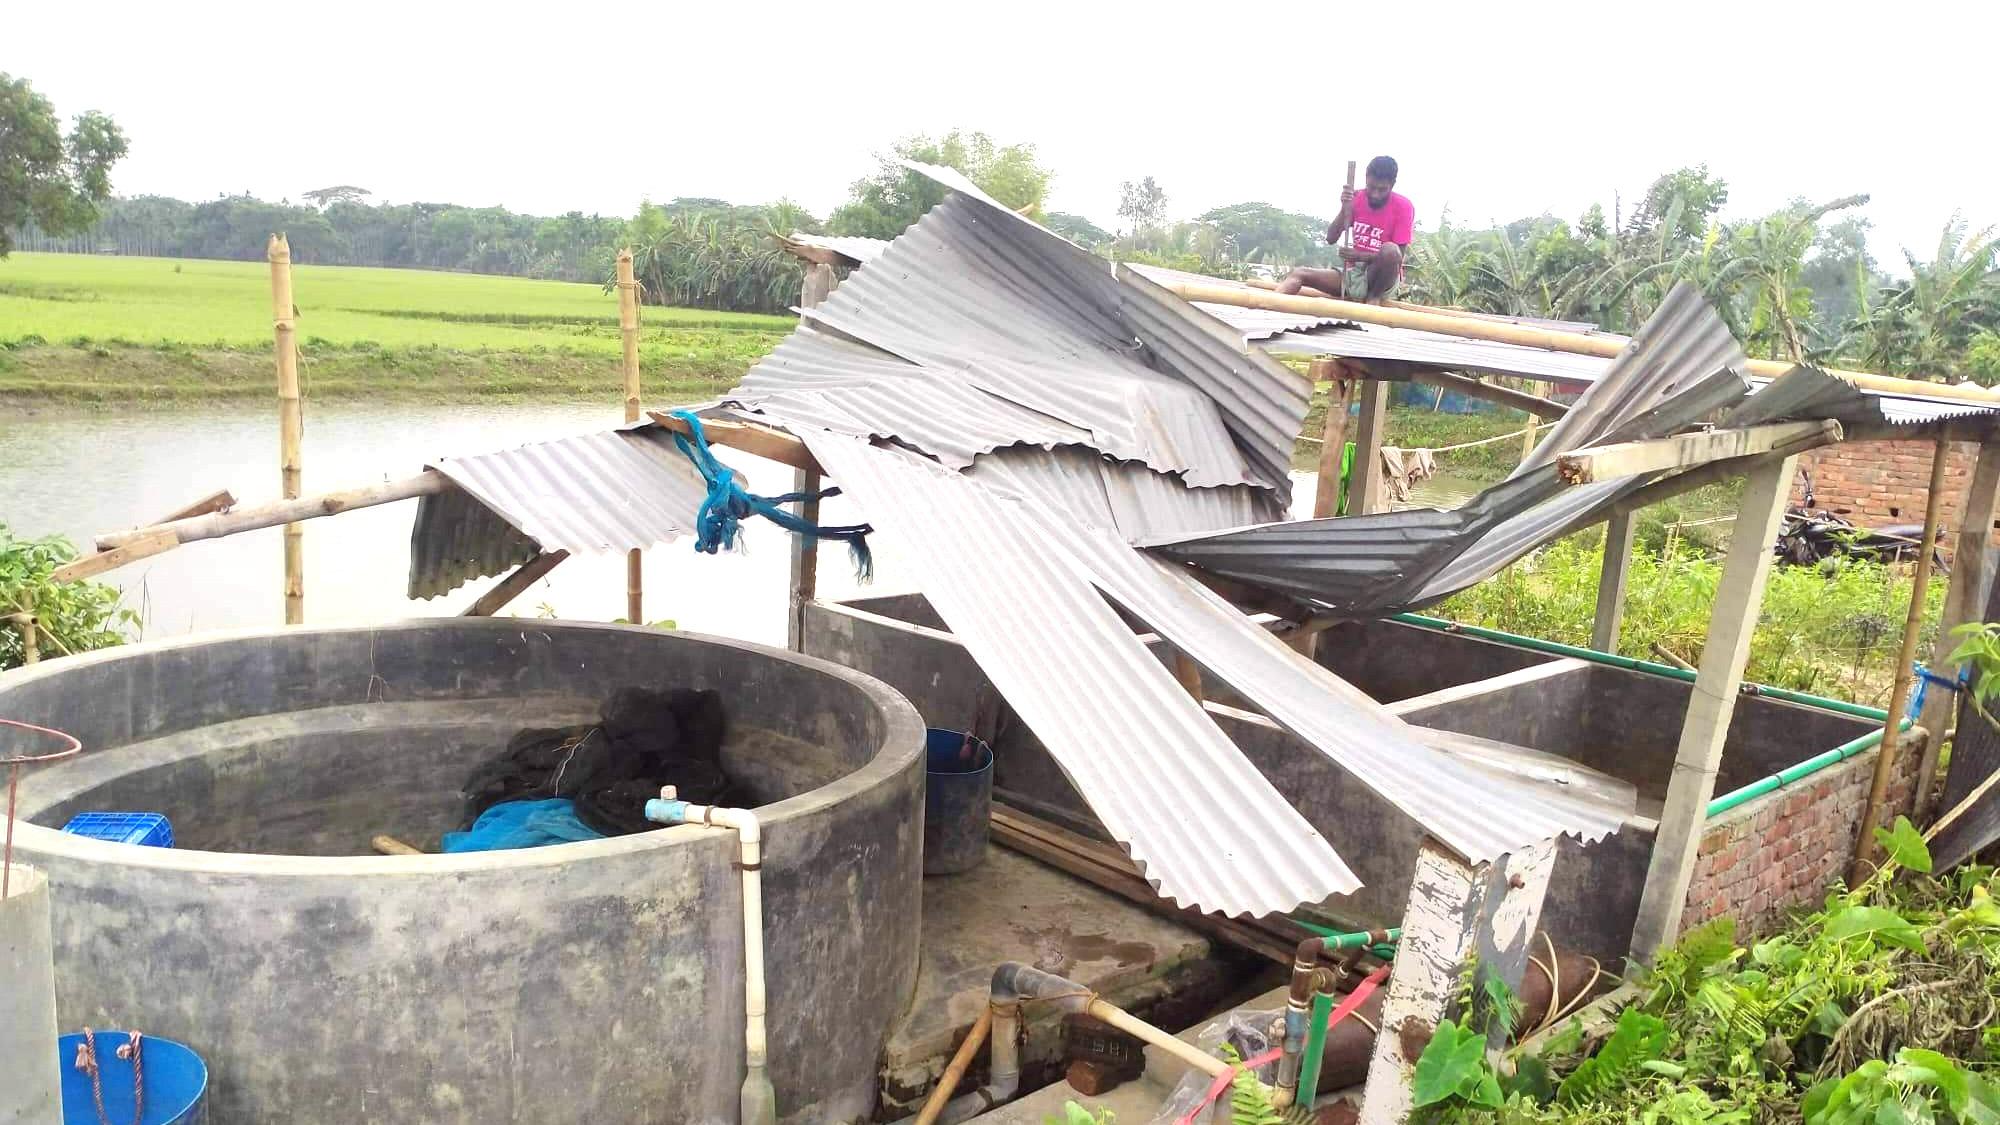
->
xmin=0 ymin=620 xmax=927 ymax=1125
xmin=806 ymin=597 xmax=1891 ymax=964
xmin=1682 ymin=740 xmax=1924 ymax=939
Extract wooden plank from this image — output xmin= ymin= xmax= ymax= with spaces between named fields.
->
xmin=647 ymin=411 xmax=820 ymax=474
xmin=97 ymin=472 xmax=451 ymax=552
xmin=1313 ymin=362 xmax=1355 ymax=520
xmin=990 ymin=806 xmax=1301 ymax=965
xmin=462 ymin=551 xmax=570 ymax=617
xmin=1163 ymin=280 xmax=1996 ymax=402
xmin=1592 ymin=509 xmax=1637 ymax=652
xmin=1611 ymin=450 xmax=1789 ymax=515
xmin=1358 ymin=839 xmax=1554 ymax=1125
xmin=1926 ymin=767 xmax=2000 ymax=873
xmin=52 ymin=529 xmax=179 ymax=584
xmin=157 ymin=489 xmax=236 ymax=523
xmin=1628 ymin=456 xmax=1797 ymax=963
xmin=1916 ymin=440 xmax=2000 ymax=819
xmin=1557 ymin=421 xmax=1839 ymax=485
xmin=787 ymin=469 xmax=821 ymax=652
xmin=1352 ymin=380 xmax=1391 ymax=515
xmin=1407 ymin=369 xmax=1569 ymax=419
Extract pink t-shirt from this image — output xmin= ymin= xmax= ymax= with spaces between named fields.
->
xmin=1348 ymin=191 xmax=1414 ymax=256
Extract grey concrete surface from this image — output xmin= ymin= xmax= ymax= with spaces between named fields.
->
xmin=0 ymin=620 xmax=927 ymax=1125
xmin=1 ymin=864 xmax=61 ymax=1125
xmin=878 ymin=845 xmax=1257 ymax=1116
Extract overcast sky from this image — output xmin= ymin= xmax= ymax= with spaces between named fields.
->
xmin=9 ymin=1 xmax=1991 ymax=268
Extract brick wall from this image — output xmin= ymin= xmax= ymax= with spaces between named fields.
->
xmin=1794 ymin=439 xmax=1995 ymax=548
xmin=1680 ymin=740 xmax=1924 ymax=939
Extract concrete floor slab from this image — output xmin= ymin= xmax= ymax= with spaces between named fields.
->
xmin=881 ymin=844 xmax=1248 ymax=1115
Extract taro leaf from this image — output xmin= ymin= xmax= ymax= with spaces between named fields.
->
xmin=1504 ymin=1054 xmax=1556 ymax=1104
xmin=1483 ymin=973 xmax=1521 ymax=1041
xmin=1892 ymin=1049 xmax=1969 ymax=1118
xmin=1822 ymin=905 xmax=1927 ymax=954
xmin=1873 ymin=815 xmax=1934 ymax=874
xmin=1410 ymin=1018 xmax=1492 ymax=1109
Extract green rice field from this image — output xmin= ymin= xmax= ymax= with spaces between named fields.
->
xmin=0 ymin=253 xmax=794 ymax=404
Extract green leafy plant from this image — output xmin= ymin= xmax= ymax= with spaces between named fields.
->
xmin=0 ymin=522 xmax=137 ymax=670
xmin=1044 ymin=1102 xmax=1114 ymax=1125
xmin=1413 ymin=1017 xmax=1505 ymax=1111
xmin=1553 ymin=1007 xmax=1671 ymax=1106
xmin=1803 ymin=1048 xmax=2000 ymax=1124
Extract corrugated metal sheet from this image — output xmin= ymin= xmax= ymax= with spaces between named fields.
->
xmin=407 ymin=424 xmax=710 ymax=598
xmin=407 ymin=484 xmax=540 ymax=599
xmin=965 ymin=446 xmax=1282 ymax=542
xmin=786 ymin=230 xmax=888 ymax=265
xmin=1151 ymin=285 xmax=1756 ymax=614
xmin=801 ymin=429 xmax=1355 ymax=915
xmin=746 ymin=163 xmax=1308 ymax=495
xmin=1261 ymin=324 xmax=1613 ymax=386
xmin=731 ymin=325 xmax=1092 ymax=468
xmin=805 ymin=430 xmax=1622 ymax=913
xmin=1735 ymin=366 xmax=1998 ymax=428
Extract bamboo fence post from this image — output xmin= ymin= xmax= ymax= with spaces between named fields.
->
xmin=268 ymin=234 xmax=304 ymax=625
xmin=18 ymin=591 xmax=38 ymax=666
xmin=1851 ymin=437 xmax=1952 ymax=882
xmin=617 ymin=250 xmax=644 ymax=625
xmin=1311 ymin=359 xmax=1354 ymax=520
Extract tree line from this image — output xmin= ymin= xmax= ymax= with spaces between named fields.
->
xmin=5 ymin=67 xmax=1992 ymax=380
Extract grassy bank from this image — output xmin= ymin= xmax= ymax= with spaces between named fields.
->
xmin=0 ymin=253 xmax=791 ymax=404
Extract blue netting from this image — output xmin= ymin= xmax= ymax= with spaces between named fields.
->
xmin=441 ymin=798 xmax=604 ymax=853
xmin=666 ymin=411 xmax=873 ymax=579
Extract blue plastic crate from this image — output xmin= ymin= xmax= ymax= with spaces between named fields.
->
xmin=61 ymin=812 xmax=174 ymax=848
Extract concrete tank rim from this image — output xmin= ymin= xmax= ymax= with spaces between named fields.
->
xmin=0 ymin=617 xmax=927 ymax=877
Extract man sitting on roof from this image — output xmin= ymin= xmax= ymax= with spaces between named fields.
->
xmin=1276 ymin=155 xmax=1414 ymax=305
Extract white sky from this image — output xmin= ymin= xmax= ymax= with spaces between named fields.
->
xmin=8 ymin=0 xmax=1991 ymax=269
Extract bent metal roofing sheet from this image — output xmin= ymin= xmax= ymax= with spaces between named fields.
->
xmin=802 ymin=429 xmax=1624 ymax=916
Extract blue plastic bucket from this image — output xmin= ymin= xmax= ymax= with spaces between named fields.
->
xmin=923 ymin=728 xmax=993 ymax=875
xmin=58 ymin=1031 xmax=207 ymax=1125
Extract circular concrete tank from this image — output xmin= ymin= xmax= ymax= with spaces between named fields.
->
xmin=0 ymin=620 xmax=925 ymax=1124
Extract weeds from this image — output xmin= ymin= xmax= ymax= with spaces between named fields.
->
xmin=1434 ymin=536 xmax=1944 ymax=705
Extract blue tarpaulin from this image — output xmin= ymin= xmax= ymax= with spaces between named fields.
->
xmin=441 ymin=799 xmax=605 ymax=853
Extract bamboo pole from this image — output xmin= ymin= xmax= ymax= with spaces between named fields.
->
xmin=1165 ymin=281 xmax=2000 ymax=405
xmin=97 ymin=473 xmax=450 ymax=552
xmin=16 ymin=592 xmax=37 ymax=666
xmin=617 ymin=249 xmax=643 ymax=625
xmin=1850 ymin=437 xmax=1952 ymax=884
xmin=269 ymin=234 xmax=304 ymax=624
xmin=462 ymin=551 xmax=570 ymax=617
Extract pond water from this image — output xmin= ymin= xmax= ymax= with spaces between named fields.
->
xmin=0 ymin=403 xmax=1495 ymax=648
xmin=0 ymin=402 xmax=912 ymax=647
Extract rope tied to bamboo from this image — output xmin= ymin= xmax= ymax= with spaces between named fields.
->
xmin=665 ymin=411 xmax=874 ymax=580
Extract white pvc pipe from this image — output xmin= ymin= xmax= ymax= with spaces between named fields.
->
xmin=647 ymin=795 xmax=775 ymax=1125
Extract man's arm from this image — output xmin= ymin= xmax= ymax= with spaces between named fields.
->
xmin=1324 ymin=186 xmax=1357 ymax=245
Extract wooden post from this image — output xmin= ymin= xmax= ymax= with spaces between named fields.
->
xmin=1170 ymin=650 xmax=1205 ymax=703
xmin=1916 ymin=439 xmax=2000 ymax=820
xmin=1520 ymin=380 xmax=1542 ymax=460
xmin=1352 ymin=380 xmax=1391 ymax=515
xmin=1628 ymin=455 xmax=1798 ymax=964
xmin=786 ymin=263 xmax=836 ymax=652
xmin=801 ymin=262 xmax=836 ymax=308
xmin=268 ymin=234 xmax=304 ymax=625
xmin=1312 ymin=360 xmax=1355 ymax=520
xmin=462 ymin=551 xmax=570 ymax=617
xmin=17 ymin=591 xmax=37 ymax=666
xmin=617 ymin=249 xmax=644 ymax=625
xmin=1851 ymin=438 xmax=1952 ymax=881
xmin=1358 ymin=839 xmax=1555 ymax=1125
xmin=1592 ymin=509 xmax=1637 ymax=653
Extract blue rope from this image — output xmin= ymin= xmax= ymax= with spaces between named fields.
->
xmin=1909 ymin=663 xmax=1969 ymax=720
xmin=665 ymin=411 xmax=873 ymax=579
